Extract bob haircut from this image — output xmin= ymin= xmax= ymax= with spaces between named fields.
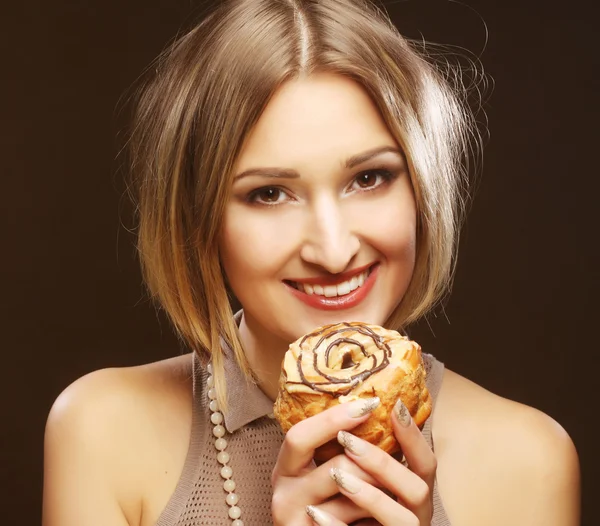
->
xmin=127 ymin=0 xmax=478 ymax=408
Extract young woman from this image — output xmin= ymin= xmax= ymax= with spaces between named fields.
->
xmin=42 ymin=1 xmax=580 ymax=525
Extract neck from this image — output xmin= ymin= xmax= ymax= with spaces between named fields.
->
xmin=238 ymin=312 xmax=289 ymax=402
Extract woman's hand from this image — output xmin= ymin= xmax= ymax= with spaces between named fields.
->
xmin=271 ymin=397 xmax=382 ymax=526
xmin=271 ymin=397 xmax=437 ymax=526
xmin=318 ymin=397 xmax=436 ymax=525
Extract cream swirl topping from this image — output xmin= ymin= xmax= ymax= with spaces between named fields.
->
xmin=282 ymin=322 xmax=414 ymax=396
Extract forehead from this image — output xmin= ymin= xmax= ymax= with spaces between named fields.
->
xmin=234 ymin=73 xmax=398 ymax=172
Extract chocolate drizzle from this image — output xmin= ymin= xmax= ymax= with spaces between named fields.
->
xmin=293 ymin=322 xmax=393 ymax=396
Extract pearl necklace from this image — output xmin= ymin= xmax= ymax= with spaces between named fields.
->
xmin=206 ymin=363 xmax=244 ymax=525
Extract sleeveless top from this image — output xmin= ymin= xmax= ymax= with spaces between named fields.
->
xmin=154 ymin=342 xmax=452 ymax=525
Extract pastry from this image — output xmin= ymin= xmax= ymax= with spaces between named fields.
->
xmin=273 ymin=321 xmax=432 ymax=462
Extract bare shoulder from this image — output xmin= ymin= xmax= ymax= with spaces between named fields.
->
xmin=433 ymin=368 xmax=580 ymax=526
xmin=43 ymin=353 xmax=194 ymax=526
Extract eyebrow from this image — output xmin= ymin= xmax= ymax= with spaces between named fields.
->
xmin=233 ymin=145 xmax=402 ymax=181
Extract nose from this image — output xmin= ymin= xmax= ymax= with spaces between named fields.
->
xmin=299 ymin=196 xmax=360 ymax=274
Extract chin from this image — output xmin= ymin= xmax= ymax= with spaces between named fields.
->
xmin=289 ymin=304 xmax=389 ymax=339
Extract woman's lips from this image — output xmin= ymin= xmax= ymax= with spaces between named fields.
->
xmin=284 ymin=264 xmax=379 ymax=311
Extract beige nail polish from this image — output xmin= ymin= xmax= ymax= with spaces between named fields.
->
xmin=306 ymin=505 xmax=332 ymax=526
xmin=337 ymin=430 xmax=365 ymax=455
xmin=330 ymin=467 xmax=361 ymax=494
xmin=394 ymin=399 xmax=412 ymax=427
xmin=346 ymin=396 xmax=380 ymax=418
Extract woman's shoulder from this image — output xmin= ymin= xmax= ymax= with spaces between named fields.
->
xmin=432 ymin=367 xmax=580 ymax=526
xmin=44 ymin=353 xmax=195 ymax=526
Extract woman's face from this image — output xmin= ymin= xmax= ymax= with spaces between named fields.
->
xmin=219 ymin=73 xmax=417 ymax=344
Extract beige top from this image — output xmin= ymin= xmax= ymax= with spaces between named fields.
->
xmin=154 ymin=342 xmax=451 ymax=525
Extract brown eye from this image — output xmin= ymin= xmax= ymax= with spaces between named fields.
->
xmin=356 ymin=172 xmax=378 ymax=188
xmin=247 ymin=186 xmax=287 ymax=205
xmin=258 ymin=188 xmax=281 ymax=202
xmin=351 ymin=169 xmax=394 ymax=192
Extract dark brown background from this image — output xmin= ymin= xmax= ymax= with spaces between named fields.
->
xmin=1 ymin=0 xmax=597 ymax=524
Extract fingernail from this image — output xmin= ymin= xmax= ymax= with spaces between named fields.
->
xmin=330 ymin=467 xmax=361 ymax=494
xmin=346 ymin=397 xmax=380 ymax=418
xmin=337 ymin=430 xmax=366 ymax=455
xmin=306 ymin=505 xmax=333 ymax=526
xmin=394 ymin=399 xmax=412 ymax=427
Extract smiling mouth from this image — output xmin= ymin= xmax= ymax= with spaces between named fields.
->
xmin=285 ymin=265 xmax=376 ymax=298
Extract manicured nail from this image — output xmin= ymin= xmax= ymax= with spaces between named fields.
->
xmin=394 ymin=399 xmax=412 ymax=427
xmin=346 ymin=397 xmax=380 ymax=418
xmin=330 ymin=467 xmax=361 ymax=494
xmin=337 ymin=430 xmax=366 ymax=455
xmin=306 ymin=505 xmax=333 ymax=526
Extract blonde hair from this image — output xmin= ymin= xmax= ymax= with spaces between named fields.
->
xmin=126 ymin=0 xmax=481 ymax=410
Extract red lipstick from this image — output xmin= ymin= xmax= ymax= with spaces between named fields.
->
xmin=285 ymin=264 xmax=379 ymax=311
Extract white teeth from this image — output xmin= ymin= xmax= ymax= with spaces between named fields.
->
xmin=337 ymin=281 xmax=351 ymax=295
xmin=296 ymin=268 xmax=371 ymax=297
xmin=323 ymin=285 xmax=338 ymax=297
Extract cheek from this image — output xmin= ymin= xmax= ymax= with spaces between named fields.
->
xmin=219 ymin=205 xmax=299 ymax=280
xmin=358 ymin=189 xmax=417 ymax=264
xmin=382 ymin=212 xmax=417 ymax=264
